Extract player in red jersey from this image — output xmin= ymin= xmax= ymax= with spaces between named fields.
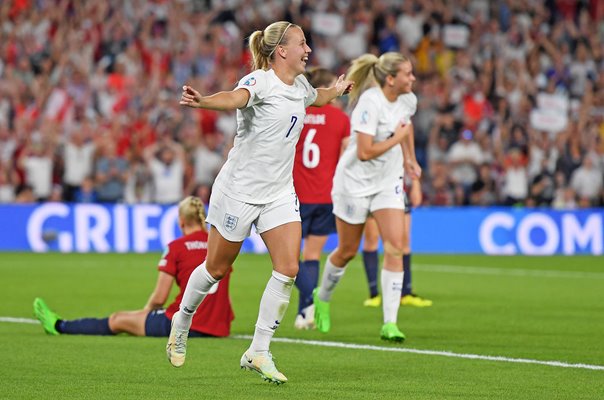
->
xmin=33 ymin=196 xmax=234 ymax=337
xmin=292 ymin=67 xmax=350 ymax=330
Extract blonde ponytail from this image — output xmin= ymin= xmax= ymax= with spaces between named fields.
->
xmin=346 ymin=52 xmax=409 ymax=104
xmin=346 ymin=54 xmax=379 ymax=105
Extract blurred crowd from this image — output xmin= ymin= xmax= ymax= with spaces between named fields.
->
xmin=0 ymin=0 xmax=603 ymax=208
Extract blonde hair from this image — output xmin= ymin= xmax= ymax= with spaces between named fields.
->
xmin=346 ymin=52 xmax=409 ymax=104
xmin=304 ymin=67 xmax=336 ymax=88
xmin=248 ymin=21 xmax=299 ymax=70
xmin=178 ymin=196 xmax=207 ymax=231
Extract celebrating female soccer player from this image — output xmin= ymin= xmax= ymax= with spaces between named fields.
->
xmin=169 ymin=21 xmax=353 ymax=383
xmin=313 ymin=52 xmax=421 ymax=342
xmin=33 ymin=196 xmax=234 ymax=338
xmin=292 ymin=67 xmax=351 ymax=330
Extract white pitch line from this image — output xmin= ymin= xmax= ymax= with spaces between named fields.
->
xmin=0 ymin=317 xmax=39 ymax=324
xmin=233 ymin=335 xmax=604 ymax=371
xmin=414 ymin=263 xmax=604 ymax=279
xmin=4 ymin=317 xmax=603 ymax=371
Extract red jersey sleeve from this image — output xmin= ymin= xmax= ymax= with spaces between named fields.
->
xmin=158 ymin=243 xmax=177 ymax=277
xmin=341 ymin=113 xmax=351 ymax=141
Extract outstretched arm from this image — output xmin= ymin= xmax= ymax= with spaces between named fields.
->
xmin=313 ymin=74 xmax=354 ymax=106
xmin=144 ymin=271 xmax=174 ymax=311
xmin=180 ymin=85 xmax=250 ymax=111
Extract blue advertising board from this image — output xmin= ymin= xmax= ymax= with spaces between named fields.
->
xmin=0 ymin=204 xmax=602 ymax=255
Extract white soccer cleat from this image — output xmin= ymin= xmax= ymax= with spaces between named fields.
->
xmin=240 ymin=350 xmax=288 ymax=384
xmin=294 ymin=304 xmax=315 ymax=330
xmin=166 ymin=313 xmax=188 ymax=368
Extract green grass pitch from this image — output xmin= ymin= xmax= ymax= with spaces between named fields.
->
xmin=1 ymin=252 xmax=603 ymax=399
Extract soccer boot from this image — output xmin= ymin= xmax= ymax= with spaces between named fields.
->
xmin=363 ymin=295 xmax=381 ymax=307
xmin=401 ymin=293 xmax=433 ymax=307
xmin=294 ymin=304 xmax=315 ymax=330
xmin=240 ymin=350 xmax=288 ymax=384
xmin=380 ymin=322 xmax=406 ymax=343
xmin=33 ymin=298 xmax=61 ymax=335
xmin=312 ymin=288 xmax=331 ymax=333
xmin=166 ymin=312 xmax=188 ymax=367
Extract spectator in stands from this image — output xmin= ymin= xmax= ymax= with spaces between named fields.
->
xmin=94 ymin=141 xmax=128 ymax=203
xmin=144 ymin=138 xmax=185 ymax=204
xmin=192 ymin=131 xmax=224 ymax=193
xmin=424 ymin=160 xmax=455 ymax=206
xmin=527 ymin=158 xmax=556 ymax=207
xmin=552 ymin=186 xmax=578 ymax=210
xmin=336 ymin=19 xmax=367 ymax=63
xmin=447 ymin=129 xmax=483 ymax=191
xmin=74 ymin=176 xmax=97 ymax=203
xmin=556 ymin=135 xmax=584 ymax=181
xmin=124 ymin=156 xmax=153 ymax=204
xmin=570 ymin=156 xmax=603 ymax=206
xmin=17 ymin=137 xmax=55 ymax=202
xmin=502 ymin=148 xmax=529 ymax=206
xmin=470 ymin=163 xmax=498 ymax=206
xmin=62 ymin=129 xmax=96 ymax=202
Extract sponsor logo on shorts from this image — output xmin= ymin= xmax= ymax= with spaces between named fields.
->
xmin=345 ymin=204 xmax=355 ymax=217
xmin=224 ymin=213 xmax=239 ymax=231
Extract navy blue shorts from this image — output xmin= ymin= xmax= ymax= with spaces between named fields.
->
xmin=144 ymin=309 xmax=211 ymax=337
xmin=300 ymin=203 xmax=336 ymax=237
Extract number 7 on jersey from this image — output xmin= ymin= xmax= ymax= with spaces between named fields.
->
xmin=286 ymin=115 xmax=298 ymax=138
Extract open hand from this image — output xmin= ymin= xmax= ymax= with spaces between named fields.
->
xmin=335 ymin=74 xmax=354 ymax=96
xmin=180 ymin=85 xmax=202 ymax=108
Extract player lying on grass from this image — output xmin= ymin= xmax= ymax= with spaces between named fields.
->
xmin=33 ymin=196 xmax=234 ymax=338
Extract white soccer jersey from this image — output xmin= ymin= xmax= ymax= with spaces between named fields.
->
xmin=332 ymin=87 xmax=417 ymax=197
xmin=213 ymin=69 xmax=317 ymax=204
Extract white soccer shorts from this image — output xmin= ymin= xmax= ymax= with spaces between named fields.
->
xmin=332 ymin=183 xmax=404 ymax=225
xmin=206 ymin=189 xmax=301 ymax=242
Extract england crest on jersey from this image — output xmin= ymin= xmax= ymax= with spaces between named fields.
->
xmin=224 ymin=213 xmax=239 ymax=231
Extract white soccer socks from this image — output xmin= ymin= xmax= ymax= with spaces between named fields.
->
xmin=381 ymin=269 xmax=404 ymax=324
xmin=174 ymin=261 xmax=218 ymax=331
xmin=249 ymin=270 xmax=295 ymax=353
xmin=317 ymin=256 xmax=347 ymax=302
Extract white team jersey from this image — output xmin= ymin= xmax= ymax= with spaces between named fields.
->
xmin=332 ymin=87 xmax=417 ymax=197
xmin=213 ymin=69 xmax=317 ymax=204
